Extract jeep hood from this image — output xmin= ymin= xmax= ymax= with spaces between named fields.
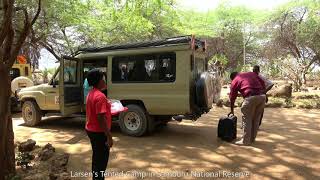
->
xmin=19 ymin=84 xmax=47 ymax=92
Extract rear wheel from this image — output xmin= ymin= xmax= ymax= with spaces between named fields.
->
xmin=119 ymin=105 xmax=148 ymax=136
xmin=22 ymin=101 xmax=42 ymax=126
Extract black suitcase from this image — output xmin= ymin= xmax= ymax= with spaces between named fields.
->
xmin=218 ymin=115 xmax=237 ymax=142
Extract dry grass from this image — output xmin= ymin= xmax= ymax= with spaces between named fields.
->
xmin=219 ymin=90 xmax=320 ymax=109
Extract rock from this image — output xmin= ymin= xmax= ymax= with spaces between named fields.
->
xmin=222 ymin=99 xmax=230 ymax=107
xmin=58 ymin=172 xmax=71 ymax=180
xmin=50 ymin=153 xmax=70 ymax=180
xmin=216 ymin=99 xmax=223 ymax=107
xmin=49 ymin=172 xmax=71 ymax=180
xmin=18 ymin=139 xmax=36 ymax=152
xmin=312 ymin=86 xmax=318 ymax=90
xmin=38 ymin=143 xmax=55 ymax=161
xmin=24 ymin=173 xmax=47 ymax=180
xmin=268 ymin=84 xmax=292 ymax=98
xmin=49 ymin=173 xmax=58 ymax=180
xmin=52 ymin=153 xmax=69 ymax=167
xmin=43 ymin=143 xmax=55 ymax=151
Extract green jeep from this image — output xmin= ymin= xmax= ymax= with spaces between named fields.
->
xmin=18 ymin=36 xmax=220 ymax=136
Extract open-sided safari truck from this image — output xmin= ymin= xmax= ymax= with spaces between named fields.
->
xmin=10 ymin=56 xmax=33 ymax=110
xmin=18 ymin=35 xmax=217 ymax=136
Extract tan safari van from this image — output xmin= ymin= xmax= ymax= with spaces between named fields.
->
xmin=18 ymin=35 xmax=217 ymax=136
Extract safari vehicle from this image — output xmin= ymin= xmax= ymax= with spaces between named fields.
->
xmin=10 ymin=58 xmax=33 ymax=110
xmin=18 ymin=35 xmax=216 ymax=136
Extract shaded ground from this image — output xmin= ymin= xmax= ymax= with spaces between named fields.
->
xmin=13 ymin=107 xmax=320 ymax=179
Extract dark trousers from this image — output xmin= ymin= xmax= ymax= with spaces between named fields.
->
xmin=86 ymin=130 xmax=110 ymax=180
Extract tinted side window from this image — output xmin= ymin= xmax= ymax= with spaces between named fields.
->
xmin=112 ymin=53 xmax=176 ymax=83
xmin=64 ymin=59 xmax=77 ymax=84
xmin=159 ymin=54 xmax=175 ymax=82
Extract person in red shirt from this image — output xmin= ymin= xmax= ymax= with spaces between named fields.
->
xmin=86 ymin=69 xmax=113 ymax=179
xmin=229 ymin=71 xmax=266 ymax=145
xmin=253 ymin=65 xmax=274 ymax=126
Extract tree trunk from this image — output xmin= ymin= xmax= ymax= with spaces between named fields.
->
xmin=301 ymin=68 xmax=307 ymax=85
xmin=0 ymin=66 xmax=16 ymax=180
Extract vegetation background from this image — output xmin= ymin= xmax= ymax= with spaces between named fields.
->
xmin=1 ymin=0 xmax=320 ymax=179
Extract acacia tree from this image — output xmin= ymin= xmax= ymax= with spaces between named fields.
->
xmin=0 ymin=0 xmax=41 ymax=179
xmin=264 ymin=0 xmax=320 ymax=89
xmin=27 ymin=0 xmax=180 ymax=63
xmin=179 ymin=3 xmax=263 ymax=71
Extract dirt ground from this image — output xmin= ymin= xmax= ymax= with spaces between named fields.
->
xmin=13 ymin=107 xmax=320 ymax=180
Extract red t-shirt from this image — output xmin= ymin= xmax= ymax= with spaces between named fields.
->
xmin=229 ymin=72 xmax=266 ymax=105
xmin=85 ymin=88 xmax=112 ymax=132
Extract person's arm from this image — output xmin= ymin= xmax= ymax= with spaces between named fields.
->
xmin=229 ymin=80 xmax=239 ymax=115
xmin=95 ymin=96 xmax=113 ymax=148
xmin=97 ymin=114 xmax=113 ymax=148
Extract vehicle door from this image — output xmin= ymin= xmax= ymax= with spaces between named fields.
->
xmin=59 ymin=56 xmax=82 ymax=115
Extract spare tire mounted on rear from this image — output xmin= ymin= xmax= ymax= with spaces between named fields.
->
xmin=195 ymin=72 xmax=214 ymax=112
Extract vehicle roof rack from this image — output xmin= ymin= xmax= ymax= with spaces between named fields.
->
xmin=77 ymin=35 xmax=205 ymax=53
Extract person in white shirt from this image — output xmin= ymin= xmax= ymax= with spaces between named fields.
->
xmin=253 ymin=65 xmax=274 ymax=126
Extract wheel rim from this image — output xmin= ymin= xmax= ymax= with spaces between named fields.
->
xmin=24 ymin=105 xmax=33 ymax=122
xmin=123 ymin=112 xmax=141 ymax=131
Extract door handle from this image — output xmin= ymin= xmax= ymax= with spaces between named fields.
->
xmin=48 ymin=91 xmax=56 ymax=94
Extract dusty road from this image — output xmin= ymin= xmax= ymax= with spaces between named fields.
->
xmin=13 ymin=107 xmax=320 ymax=179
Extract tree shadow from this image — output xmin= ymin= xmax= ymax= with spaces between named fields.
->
xmin=12 ymin=107 xmax=320 ymax=179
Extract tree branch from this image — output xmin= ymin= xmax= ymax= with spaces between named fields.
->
xmin=298 ymin=8 xmax=307 ymax=24
xmin=31 ymin=0 xmax=41 ymax=26
xmin=8 ymin=6 xmax=30 ymax=67
xmin=0 ymin=0 xmax=14 ymax=49
xmin=3 ymin=25 xmax=14 ymax=69
xmin=40 ymin=41 xmax=61 ymax=60
xmin=9 ymin=0 xmax=42 ymax=68
xmin=306 ymin=55 xmax=319 ymax=71
xmin=60 ymin=27 xmax=74 ymax=54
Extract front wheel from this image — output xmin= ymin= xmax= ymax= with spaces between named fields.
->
xmin=22 ymin=101 xmax=42 ymax=126
xmin=119 ymin=105 xmax=148 ymax=136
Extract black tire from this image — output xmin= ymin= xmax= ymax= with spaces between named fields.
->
xmin=195 ymin=72 xmax=214 ymax=110
xmin=22 ymin=101 xmax=42 ymax=126
xmin=119 ymin=104 xmax=148 ymax=136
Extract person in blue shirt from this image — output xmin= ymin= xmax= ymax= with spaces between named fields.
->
xmin=83 ymin=71 xmax=92 ymax=104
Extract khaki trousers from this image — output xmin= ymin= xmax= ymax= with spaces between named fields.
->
xmin=240 ymin=95 xmax=266 ymax=145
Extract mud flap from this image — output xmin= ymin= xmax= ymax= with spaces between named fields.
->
xmin=147 ymin=115 xmax=156 ymax=134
